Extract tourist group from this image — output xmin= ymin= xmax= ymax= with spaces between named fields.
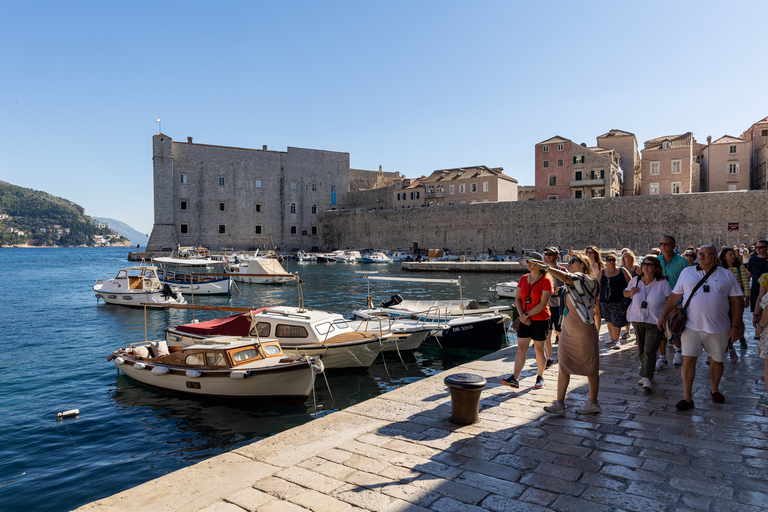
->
xmin=500 ymin=237 xmax=768 ymax=414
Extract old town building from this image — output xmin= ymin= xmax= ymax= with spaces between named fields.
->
xmin=701 ymin=135 xmax=750 ymax=192
xmin=421 ymin=166 xmax=518 ymax=205
xmin=639 ymin=132 xmax=702 ymax=196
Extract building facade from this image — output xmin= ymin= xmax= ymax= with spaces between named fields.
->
xmin=146 ymin=134 xmax=351 ymax=252
xmin=535 ymin=136 xmax=621 ymax=200
xmin=701 ymin=136 xmax=750 ymax=192
xmin=422 ymin=166 xmax=517 ymax=205
xmin=640 ymin=132 xmax=701 ymax=196
xmin=740 ymin=116 xmax=768 ymax=189
xmin=596 ymin=129 xmax=641 ymax=196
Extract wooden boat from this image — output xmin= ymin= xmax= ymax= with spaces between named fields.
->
xmin=152 ymin=246 xmax=232 ymax=295
xmin=109 ymin=337 xmax=322 ymax=402
xmin=165 ymin=306 xmax=385 ymax=370
xmin=94 ymin=265 xmax=186 ymax=307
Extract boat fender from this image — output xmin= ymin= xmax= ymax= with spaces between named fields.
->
xmin=150 ymin=366 xmax=170 ymax=375
xmin=229 ymin=370 xmax=248 ymax=379
xmin=115 ymin=356 xmax=124 ymax=365
xmin=134 ymin=362 xmax=147 ymax=370
xmin=57 ymin=409 xmax=79 ymax=419
xmin=185 ymin=370 xmax=202 ymax=378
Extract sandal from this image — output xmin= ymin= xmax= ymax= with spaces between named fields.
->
xmin=621 ymin=333 xmax=629 ymax=339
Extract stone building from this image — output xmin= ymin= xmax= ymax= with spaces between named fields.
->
xmin=740 ymin=116 xmax=768 ymax=189
xmin=700 ymin=135 xmax=750 ymax=192
xmin=535 ymin=136 xmax=621 ymax=200
xmin=421 ymin=166 xmax=517 ymax=205
xmin=146 ymin=134 xmax=351 ymax=252
xmin=518 ymin=186 xmax=535 ymax=200
xmin=596 ymin=129 xmax=641 ymax=196
xmin=346 ymin=175 xmax=426 ymax=210
xmin=640 ymin=132 xmax=702 ymax=196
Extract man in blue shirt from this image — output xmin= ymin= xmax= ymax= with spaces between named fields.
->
xmin=657 ymin=235 xmax=690 ymax=368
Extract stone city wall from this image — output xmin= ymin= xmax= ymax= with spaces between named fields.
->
xmin=319 ymin=190 xmax=768 ymax=254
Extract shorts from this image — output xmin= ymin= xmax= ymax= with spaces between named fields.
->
xmin=549 ymin=306 xmax=561 ymax=333
xmin=680 ymin=328 xmax=729 ymax=362
xmin=517 ymin=319 xmax=549 ymax=342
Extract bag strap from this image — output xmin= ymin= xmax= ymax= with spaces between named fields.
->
xmin=680 ymin=267 xmax=717 ymax=313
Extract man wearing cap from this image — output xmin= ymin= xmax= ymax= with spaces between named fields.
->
xmin=658 ymin=245 xmax=744 ymax=410
xmin=544 ymin=247 xmax=566 ymax=368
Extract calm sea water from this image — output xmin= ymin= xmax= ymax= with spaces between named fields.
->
xmin=0 ymin=248 xmax=517 ymax=512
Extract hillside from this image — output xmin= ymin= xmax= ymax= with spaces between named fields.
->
xmin=0 ymin=180 xmax=128 ymax=246
xmin=92 ymin=217 xmax=147 ymax=247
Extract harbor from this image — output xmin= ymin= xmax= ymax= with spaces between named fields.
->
xmin=78 ymin=320 xmax=768 ymax=512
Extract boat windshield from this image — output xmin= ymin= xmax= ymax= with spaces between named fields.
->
xmin=229 ymin=347 xmax=261 ymax=365
xmin=315 ymin=319 xmax=348 ymax=335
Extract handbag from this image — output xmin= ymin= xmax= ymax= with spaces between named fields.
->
xmin=620 ymin=277 xmax=637 ymax=312
xmin=511 ymin=317 xmax=522 ymax=332
xmin=668 ymin=267 xmax=717 ymax=334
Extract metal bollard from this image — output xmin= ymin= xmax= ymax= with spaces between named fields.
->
xmin=444 ymin=373 xmax=487 ymax=425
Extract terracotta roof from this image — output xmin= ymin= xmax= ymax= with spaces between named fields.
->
xmin=643 ymin=132 xmax=694 ymax=151
xmin=711 ymin=135 xmax=747 ymax=145
xmin=423 ymin=166 xmax=515 ymax=183
xmin=537 ymin=135 xmax=570 ymax=145
xmin=597 ymin=129 xmax=636 ymax=138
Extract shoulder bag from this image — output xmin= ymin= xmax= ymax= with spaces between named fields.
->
xmin=620 ymin=276 xmax=637 ymax=313
xmin=668 ymin=267 xmax=717 ymax=334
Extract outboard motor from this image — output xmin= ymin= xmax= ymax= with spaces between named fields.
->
xmin=380 ymin=294 xmax=403 ymax=308
xmin=161 ymin=283 xmax=175 ymax=299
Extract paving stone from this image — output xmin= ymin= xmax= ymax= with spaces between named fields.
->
xmin=320 ymin=449 xmax=353 ymax=464
xmin=534 ymin=461 xmax=583 ymax=481
xmin=588 ymin=450 xmax=644 ymax=468
xmin=668 ymin=477 xmax=734 ymax=499
xmin=380 ymin=439 xmax=440 ymax=459
xmin=712 ymin=498 xmax=767 ymax=512
xmin=289 ymin=489 xmax=352 ymax=512
xmin=345 ymin=471 xmax=394 ymax=490
xmin=579 ymin=486 xmax=669 ymax=512
xmin=599 ymin=464 xmax=664 ymax=483
xmin=257 ymin=500 xmax=311 ymax=512
xmin=513 ymin=446 xmax=559 ymax=463
xmin=254 ymin=477 xmax=308 ymax=500
xmin=519 ymin=487 xmax=558 ymax=507
xmin=578 ymin=472 xmax=626 ymax=491
xmin=377 ymin=465 xmax=421 ymax=483
xmin=453 ymin=470 xmax=526 ymax=500
xmin=481 ymin=493 xmax=552 ymax=512
xmin=341 ymin=454 xmax=390 ymax=474
xmin=197 ymin=502 xmax=249 ymax=512
xmin=550 ymin=495 xmax=612 ymax=512
xmin=580 ymin=439 xmax=639 ymax=455
xmin=276 ymin=467 xmax=346 ymax=494
xmin=638 ymin=448 xmax=690 ymax=465
xmin=411 ymin=473 xmax=488 ymax=504
xmin=379 ymin=482 xmax=440 ymax=508
xmin=639 ymin=458 xmax=668 ymax=473
xmin=332 ymin=484 xmax=395 ymax=512
xmin=342 ymin=440 xmax=403 ymax=462
xmin=388 ymin=453 xmax=462 ymax=479
xmin=519 ymin=472 xmax=585 ymax=496
xmin=554 ymin=453 xmax=603 ymax=473
xmin=625 ymin=481 xmax=681 ymax=503
xmin=314 ymin=461 xmax=358 ymax=481
xmin=738 ymin=489 xmax=768 ymax=507
xmin=737 ymin=476 xmax=768 ymax=494
xmin=380 ymin=498 xmax=431 ymax=512
xmin=429 ymin=496 xmax=488 ymax=512
xmin=225 ymin=487 xmax=275 ymax=511
xmin=460 ymin=457 xmax=522 ymax=482
xmin=430 ymin=451 xmax=468 ymax=467
xmin=543 ymin=440 xmax=592 ymax=457
xmin=680 ymin=493 xmax=711 ymax=511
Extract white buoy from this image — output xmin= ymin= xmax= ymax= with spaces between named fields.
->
xmin=57 ymin=409 xmax=79 ymax=419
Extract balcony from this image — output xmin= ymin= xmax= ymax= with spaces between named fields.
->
xmin=425 ymin=191 xmax=444 ymax=198
xmin=570 ymin=178 xmax=605 ymax=187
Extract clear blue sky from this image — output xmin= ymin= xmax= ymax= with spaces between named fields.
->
xmin=2 ymin=1 xmax=766 ymax=235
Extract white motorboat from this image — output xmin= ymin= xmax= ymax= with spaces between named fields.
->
xmin=230 ymin=255 xmax=295 ymax=284
xmin=296 ymin=251 xmax=317 ymax=262
xmin=335 ymin=250 xmax=360 ymax=263
xmin=166 ymin=306 xmax=385 ymax=370
xmin=94 ymin=265 xmax=186 ymax=307
xmin=360 ymin=251 xmax=394 ymax=264
xmin=346 ymin=316 xmax=428 ymax=352
xmin=109 ymin=337 xmax=322 ymax=402
xmin=492 ymin=280 xmax=518 ymax=298
xmin=390 ymin=251 xmax=414 ymax=262
xmin=153 ymin=246 xmax=232 ymax=295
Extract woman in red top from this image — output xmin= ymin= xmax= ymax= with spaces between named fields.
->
xmin=502 ymin=252 xmax=553 ymax=390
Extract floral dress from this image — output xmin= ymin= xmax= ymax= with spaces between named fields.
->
xmin=758 ymin=292 xmax=768 ymax=359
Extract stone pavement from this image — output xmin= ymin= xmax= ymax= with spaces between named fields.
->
xmin=79 ymin=322 xmax=768 ymax=512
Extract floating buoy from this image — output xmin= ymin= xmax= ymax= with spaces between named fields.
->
xmin=57 ymin=409 xmax=79 ymax=419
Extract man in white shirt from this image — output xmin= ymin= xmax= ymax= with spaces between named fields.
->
xmin=658 ymin=245 xmax=744 ymax=410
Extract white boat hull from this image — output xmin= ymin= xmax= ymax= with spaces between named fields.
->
xmin=160 ymin=277 xmax=232 ymax=295
xmin=94 ymin=286 xmax=185 ymax=307
xmin=494 ymin=282 xmax=517 ymax=298
xmin=115 ymin=357 xmax=316 ymax=401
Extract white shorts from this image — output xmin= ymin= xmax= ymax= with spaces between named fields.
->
xmin=680 ymin=328 xmax=728 ymax=362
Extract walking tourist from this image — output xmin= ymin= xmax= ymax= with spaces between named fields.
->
xmin=657 ymin=236 xmax=689 ymax=369
xmin=501 ymin=252 xmax=552 ymax=390
xmin=597 ymin=252 xmax=631 ymax=349
xmin=623 ymin=255 xmax=671 ymax=391
xmin=720 ymin=246 xmax=750 ymax=352
xmin=754 ymin=292 xmax=768 ymax=409
xmin=620 ymin=249 xmax=640 ymax=339
xmin=747 ymin=240 xmax=768 ymax=314
xmin=751 ymin=274 xmax=768 ymax=333
xmin=683 ymin=250 xmax=697 ymax=266
xmin=542 ymin=254 xmax=601 ymax=415
xmin=543 ymin=247 xmax=566 ymax=367
xmin=658 ymin=245 xmax=744 ymax=410
xmin=585 ymin=246 xmax=604 ymax=330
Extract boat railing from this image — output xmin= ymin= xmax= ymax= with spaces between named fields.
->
xmin=355 ymin=316 xmax=390 ymax=338
xmin=419 ymin=305 xmax=447 ymax=328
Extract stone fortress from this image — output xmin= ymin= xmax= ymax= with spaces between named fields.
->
xmin=146 ymin=116 xmax=768 ymax=254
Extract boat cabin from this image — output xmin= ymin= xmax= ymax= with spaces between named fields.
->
xmin=249 ymin=307 xmax=359 ymax=344
xmin=134 ymin=338 xmax=287 ymax=369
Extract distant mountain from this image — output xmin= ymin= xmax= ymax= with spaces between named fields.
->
xmin=0 ymin=180 xmax=124 ymax=246
xmin=93 ymin=217 xmax=148 ymax=247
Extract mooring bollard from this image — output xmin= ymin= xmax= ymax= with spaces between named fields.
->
xmin=444 ymin=373 xmax=487 ymax=425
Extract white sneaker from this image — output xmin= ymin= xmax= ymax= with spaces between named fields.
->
xmin=638 ymin=378 xmax=645 ymax=386
xmin=604 ymin=338 xmax=614 ymax=345
xmin=656 ymin=358 xmax=668 ymax=370
xmin=673 ymin=352 xmax=683 ymax=366
xmin=544 ymin=401 xmax=566 ymax=416
xmin=642 ymin=378 xmax=653 ymax=391
xmin=575 ymin=400 xmax=602 ymax=414
xmin=613 ymin=340 xmax=622 ymax=349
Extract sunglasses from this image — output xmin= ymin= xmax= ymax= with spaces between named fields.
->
xmin=544 ymin=252 xmax=555 ymax=256
xmin=641 ymin=262 xmax=655 ymax=267
xmin=569 ymin=259 xmax=580 ymax=264
xmin=605 ymin=258 xmax=616 ymax=262
xmin=659 ymin=242 xmax=674 ymax=246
